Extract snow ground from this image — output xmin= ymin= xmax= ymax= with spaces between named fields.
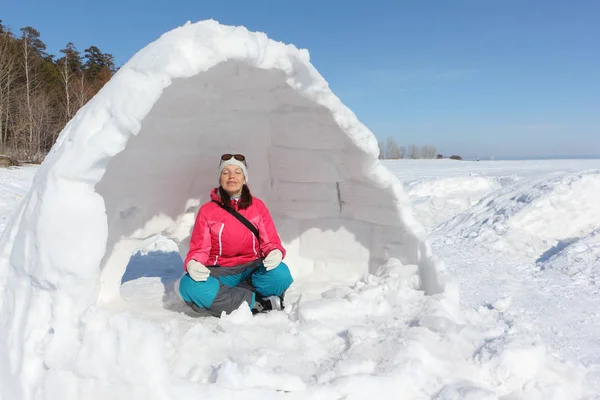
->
xmin=2 ymin=159 xmax=600 ymax=398
xmin=386 ymin=158 xmax=600 ymax=397
xmin=0 ymin=165 xmax=38 ymax=233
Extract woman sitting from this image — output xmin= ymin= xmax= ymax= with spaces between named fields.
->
xmin=178 ymin=153 xmax=293 ymax=317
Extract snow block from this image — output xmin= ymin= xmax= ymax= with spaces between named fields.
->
xmin=0 ymin=19 xmax=443 ymax=399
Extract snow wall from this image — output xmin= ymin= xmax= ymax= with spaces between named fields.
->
xmin=0 ymin=20 xmax=443 ymax=398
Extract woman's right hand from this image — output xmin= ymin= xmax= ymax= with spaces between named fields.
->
xmin=187 ymin=260 xmax=210 ymax=282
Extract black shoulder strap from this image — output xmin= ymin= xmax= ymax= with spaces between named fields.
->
xmin=212 ymin=200 xmax=260 ymax=239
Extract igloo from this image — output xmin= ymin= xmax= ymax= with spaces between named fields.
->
xmin=0 ymin=20 xmax=443 ymax=398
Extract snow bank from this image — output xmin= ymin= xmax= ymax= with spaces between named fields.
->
xmin=0 ymin=20 xmax=444 ymax=399
xmin=405 ymin=176 xmax=502 ymax=229
xmin=438 ymin=170 xmax=600 ymax=259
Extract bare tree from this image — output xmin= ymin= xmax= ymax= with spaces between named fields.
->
xmin=398 ymin=145 xmax=406 ymax=159
xmin=73 ymin=71 xmax=90 ymax=109
xmin=420 ymin=145 xmax=437 ymax=159
xmin=385 ymin=137 xmax=403 ymax=159
xmin=429 ymin=145 xmax=437 ymax=158
xmin=58 ymin=54 xmax=71 ymax=122
xmin=57 ymin=42 xmax=83 ymax=124
xmin=18 ymin=27 xmax=50 ymax=157
xmin=378 ymin=139 xmax=385 ymax=159
xmin=407 ymin=144 xmax=420 ymax=159
xmin=21 ymin=28 xmax=36 ymax=146
xmin=0 ymin=31 xmax=17 ymax=149
xmin=31 ymin=91 xmax=55 ymax=158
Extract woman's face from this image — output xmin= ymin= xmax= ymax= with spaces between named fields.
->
xmin=220 ymin=164 xmax=246 ymax=196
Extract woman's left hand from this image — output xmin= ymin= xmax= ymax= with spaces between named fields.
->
xmin=263 ymin=249 xmax=283 ymax=271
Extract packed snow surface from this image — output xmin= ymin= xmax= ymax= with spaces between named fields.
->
xmin=1 ymin=158 xmax=600 ymax=398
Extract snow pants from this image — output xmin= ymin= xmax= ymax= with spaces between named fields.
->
xmin=178 ymin=259 xmax=293 ymax=317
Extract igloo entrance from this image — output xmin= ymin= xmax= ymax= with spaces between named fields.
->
xmin=94 ymin=60 xmax=441 ymax=306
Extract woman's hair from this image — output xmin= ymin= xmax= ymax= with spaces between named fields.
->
xmin=218 ymin=184 xmax=253 ymax=210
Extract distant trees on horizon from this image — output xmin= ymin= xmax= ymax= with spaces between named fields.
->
xmin=378 ymin=137 xmax=440 ymax=160
xmin=0 ymin=20 xmax=117 ymax=162
xmin=377 ymin=137 xmax=464 ymax=160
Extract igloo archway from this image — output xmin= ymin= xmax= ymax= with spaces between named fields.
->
xmin=0 ymin=20 xmax=443 ymax=398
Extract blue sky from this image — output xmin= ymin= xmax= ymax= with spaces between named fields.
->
xmin=2 ymin=0 xmax=599 ymax=159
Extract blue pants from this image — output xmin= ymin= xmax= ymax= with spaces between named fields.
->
xmin=179 ymin=261 xmax=293 ymax=316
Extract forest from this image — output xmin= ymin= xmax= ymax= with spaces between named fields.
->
xmin=0 ymin=20 xmax=116 ymax=162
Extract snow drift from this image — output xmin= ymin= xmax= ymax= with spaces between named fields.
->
xmin=437 ymin=170 xmax=600 ymax=259
xmin=405 ymin=175 xmax=502 ymax=230
xmin=0 ymin=20 xmax=444 ymax=398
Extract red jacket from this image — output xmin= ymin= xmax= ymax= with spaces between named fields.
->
xmin=184 ymin=188 xmax=286 ymax=269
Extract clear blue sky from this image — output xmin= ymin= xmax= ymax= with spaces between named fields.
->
xmin=2 ymin=0 xmax=599 ymax=159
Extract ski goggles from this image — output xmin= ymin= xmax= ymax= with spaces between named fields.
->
xmin=220 ymin=153 xmax=246 ymax=165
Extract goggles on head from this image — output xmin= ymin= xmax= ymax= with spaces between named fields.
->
xmin=220 ymin=153 xmax=246 ymax=165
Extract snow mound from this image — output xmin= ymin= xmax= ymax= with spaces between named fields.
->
xmin=538 ymin=228 xmax=600 ymax=280
xmin=405 ymin=176 xmax=502 ymax=229
xmin=438 ymin=170 xmax=600 ymax=259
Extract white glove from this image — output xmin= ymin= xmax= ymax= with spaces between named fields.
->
xmin=263 ymin=249 xmax=283 ymax=271
xmin=187 ymin=260 xmax=210 ymax=282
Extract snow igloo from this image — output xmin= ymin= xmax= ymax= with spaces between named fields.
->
xmin=0 ymin=20 xmax=443 ymax=398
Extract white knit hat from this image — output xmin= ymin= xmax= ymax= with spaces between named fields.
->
xmin=218 ymin=158 xmax=249 ymax=183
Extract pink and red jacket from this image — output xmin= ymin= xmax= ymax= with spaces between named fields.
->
xmin=184 ymin=188 xmax=286 ymax=269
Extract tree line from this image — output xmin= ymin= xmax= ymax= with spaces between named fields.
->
xmin=378 ymin=137 xmax=464 ymax=160
xmin=378 ymin=137 xmax=440 ymax=159
xmin=0 ymin=20 xmax=116 ymax=162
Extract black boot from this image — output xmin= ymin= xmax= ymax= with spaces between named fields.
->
xmin=279 ymin=291 xmax=286 ymax=310
xmin=252 ymin=296 xmax=283 ymax=314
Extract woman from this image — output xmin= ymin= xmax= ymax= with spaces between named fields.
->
xmin=177 ymin=153 xmax=294 ymax=317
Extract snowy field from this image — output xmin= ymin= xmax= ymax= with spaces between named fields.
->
xmin=388 ymin=158 xmax=600 ymax=397
xmin=2 ymin=158 xmax=600 ymax=399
